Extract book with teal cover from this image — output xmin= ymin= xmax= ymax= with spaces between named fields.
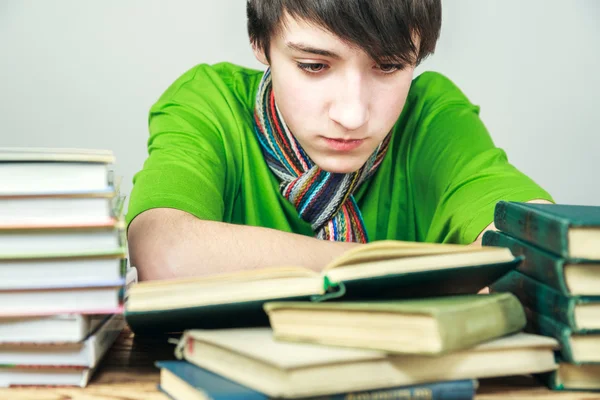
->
xmin=482 ymin=230 xmax=598 ymax=295
xmin=156 ymin=360 xmax=477 ymax=400
xmin=490 ymin=270 xmax=600 ymax=331
xmin=536 ymin=364 xmax=600 ymax=392
xmin=524 ymin=307 xmax=600 ymax=364
xmin=493 ymin=201 xmax=600 ymax=259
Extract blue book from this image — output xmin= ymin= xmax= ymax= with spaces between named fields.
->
xmin=156 ymin=360 xmax=477 ymax=400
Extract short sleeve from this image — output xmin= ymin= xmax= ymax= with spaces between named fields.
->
xmin=126 ymin=65 xmax=236 ymax=227
xmin=409 ymin=74 xmax=553 ymax=244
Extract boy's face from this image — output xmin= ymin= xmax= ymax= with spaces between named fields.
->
xmin=253 ymin=15 xmax=416 ymax=173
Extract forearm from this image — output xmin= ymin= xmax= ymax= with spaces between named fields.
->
xmin=127 ymin=208 xmax=360 ymax=281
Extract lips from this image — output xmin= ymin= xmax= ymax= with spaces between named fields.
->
xmin=323 ymin=137 xmax=365 ymax=152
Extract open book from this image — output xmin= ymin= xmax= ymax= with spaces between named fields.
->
xmin=125 ymin=241 xmax=519 ymax=334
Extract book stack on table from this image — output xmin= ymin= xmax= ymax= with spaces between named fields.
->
xmin=486 ymin=201 xmax=600 ymax=392
xmin=125 ymin=237 xmax=561 ymax=399
xmin=0 ymin=148 xmax=131 ymax=387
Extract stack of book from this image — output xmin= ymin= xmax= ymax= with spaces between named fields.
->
xmin=0 ymin=148 xmax=130 ymax=387
xmin=125 ymin=240 xmax=560 ymax=399
xmin=485 ymin=201 xmax=600 ymax=392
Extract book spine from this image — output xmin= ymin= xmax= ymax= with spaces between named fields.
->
xmin=494 ymin=201 xmax=570 ymax=258
xmin=439 ymin=293 xmax=525 ymax=353
xmin=482 ymin=230 xmax=570 ymax=294
xmin=490 ymin=270 xmax=578 ymax=329
xmin=524 ymin=307 xmax=576 ymax=363
xmin=310 ymin=379 xmax=476 ymax=400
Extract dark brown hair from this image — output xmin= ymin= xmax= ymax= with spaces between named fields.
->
xmin=247 ymin=0 xmax=442 ymax=66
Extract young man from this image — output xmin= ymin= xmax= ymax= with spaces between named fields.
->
xmin=126 ymin=0 xmax=552 ymax=281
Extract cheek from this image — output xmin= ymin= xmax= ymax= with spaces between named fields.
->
xmin=272 ymin=73 xmax=326 ymax=134
xmin=371 ymin=79 xmax=412 ymax=131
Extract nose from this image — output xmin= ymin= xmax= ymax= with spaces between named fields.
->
xmin=328 ymin=73 xmax=370 ymax=131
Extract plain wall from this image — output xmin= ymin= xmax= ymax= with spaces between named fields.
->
xmin=1 ymin=0 xmax=598 ymax=207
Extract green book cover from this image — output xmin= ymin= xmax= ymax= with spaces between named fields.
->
xmin=482 ymin=230 xmax=597 ymax=295
xmin=493 ymin=201 xmax=600 ymax=259
xmin=264 ymin=293 xmax=525 ymax=355
xmin=490 ymin=270 xmax=600 ymax=331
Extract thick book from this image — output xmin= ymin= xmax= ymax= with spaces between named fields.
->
xmin=493 ymin=201 xmax=600 ymax=260
xmin=0 ymin=314 xmax=109 ymax=344
xmin=524 ymin=307 xmax=600 ymax=364
xmin=0 ymin=280 xmax=124 ymax=316
xmin=0 ymin=191 xmax=120 ymax=229
xmin=264 ymin=293 xmax=525 ymax=355
xmin=490 ymin=270 xmax=600 ymax=331
xmin=0 ymin=147 xmax=114 ymax=196
xmin=174 ymin=328 xmax=557 ymax=399
xmin=0 ymin=223 xmax=125 ymax=259
xmin=0 ymin=365 xmax=96 ymax=388
xmin=537 ymin=363 xmax=600 ymax=392
xmin=0 ymin=314 xmax=123 ymax=367
xmin=482 ymin=230 xmax=600 ymax=295
xmin=125 ymin=241 xmax=520 ymax=334
xmin=156 ymin=360 xmax=478 ymax=400
xmin=0 ymin=252 xmax=126 ymax=290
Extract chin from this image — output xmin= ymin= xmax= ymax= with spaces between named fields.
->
xmin=313 ymin=156 xmax=366 ymax=174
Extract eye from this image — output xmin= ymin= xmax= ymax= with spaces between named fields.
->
xmin=297 ymin=63 xmax=328 ymax=74
xmin=377 ymin=64 xmax=404 ymax=74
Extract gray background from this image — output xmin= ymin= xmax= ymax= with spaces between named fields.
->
xmin=1 ymin=0 xmax=598 ymax=208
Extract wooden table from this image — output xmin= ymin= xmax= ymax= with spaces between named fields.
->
xmin=1 ymin=326 xmax=599 ymax=400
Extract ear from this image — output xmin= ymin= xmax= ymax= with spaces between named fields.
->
xmin=252 ymin=43 xmax=269 ymax=66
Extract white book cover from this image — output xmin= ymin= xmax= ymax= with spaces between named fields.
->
xmin=0 ymin=314 xmax=124 ymax=367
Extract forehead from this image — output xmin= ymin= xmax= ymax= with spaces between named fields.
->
xmin=275 ymin=14 xmax=367 ymax=59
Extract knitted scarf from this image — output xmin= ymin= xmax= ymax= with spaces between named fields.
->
xmin=253 ymin=69 xmax=391 ymax=243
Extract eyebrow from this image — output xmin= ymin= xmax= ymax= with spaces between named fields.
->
xmin=285 ymin=42 xmax=341 ymax=59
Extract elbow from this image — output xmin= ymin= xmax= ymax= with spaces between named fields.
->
xmin=127 ymin=210 xmax=179 ymax=281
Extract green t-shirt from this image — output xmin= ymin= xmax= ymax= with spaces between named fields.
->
xmin=126 ymin=62 xmax=552 ymax=244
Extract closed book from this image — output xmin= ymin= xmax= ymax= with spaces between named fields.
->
xmin=264 ymin=293 xmax=525 ymax=355
xmin=490 ymin=270 xmax=600 ymax=331
xmin=493 ymin=201 xmax=600 ymax=260
xmin=156 ymin=360 xmax=477 ymax=400
xmin=0 ymin=191 xmax=119 ymax=229
xmin=0 ymin=147 xmax=115 ymax=196
xmin=0 ymin=280 xmax=125 ymax=316
xmin=537 ymin=364 xmax=600 ymax=392
xmin=0 ymin=223 xmax=125 ymax=259
xmin=0 ymin=314 xmax=109 ymax=344
xmin=0 ymin=314 xmax=123 ymax=367
xmin=174 ymin=328 xmax=557 ymax=399
xmin=0 ymin=252 xmax=126 ymax=290
xmin=523 ymin=307 xmax=600 ymax=364
xmin=0 ymin=365 xmax=96 ymax=388
xmin=482 ymin=230 xmax=600 ymax=295
xmin=125 ymin=241 xmax=519 ymax=334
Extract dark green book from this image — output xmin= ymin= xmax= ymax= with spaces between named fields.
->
xmin=125 ymin=241 xmax=520 ymax=334
xmin=482 ymin=230 xmax=600 ymax=296
xmin=490 ymin=270 xmax=600 ymax=332
xmin=493 ymin=201 xmax=600 ymax=260
xmin=264 ymin=293 xmax=525 ymax=355
xmin=537 ymin=364 xmax=600 ymax=392
xmin=524 ymin=307 xmax=600 ymax=364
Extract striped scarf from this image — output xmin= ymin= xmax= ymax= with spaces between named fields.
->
xmin=253 ymin=69 xmax=391 ymax=243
